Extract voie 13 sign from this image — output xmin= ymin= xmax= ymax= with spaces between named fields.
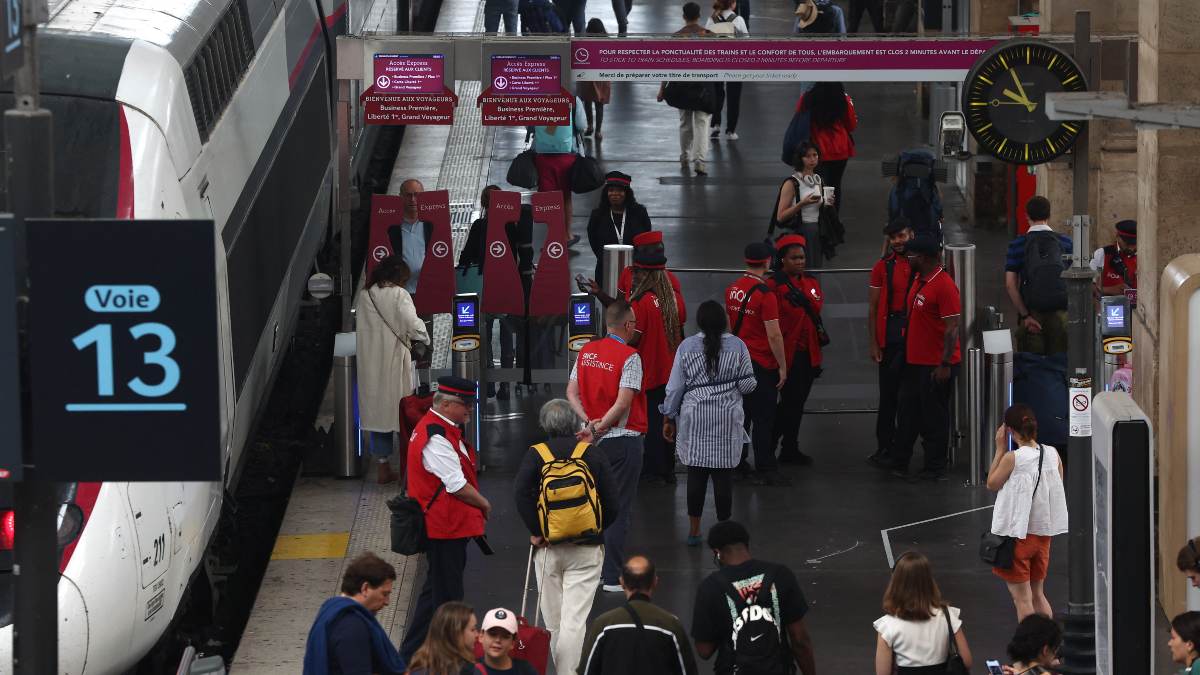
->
xmin=26 ymin=220 xmax=221 ymax=482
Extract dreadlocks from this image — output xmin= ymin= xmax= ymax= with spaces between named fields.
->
xmin=630 ymin=268 xmax=682 ymax=351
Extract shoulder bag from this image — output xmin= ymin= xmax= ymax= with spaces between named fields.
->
xmin=365 ymin=287 xmax=418 ymax=357
xmin=778 ymin=273 xmax=830 ymax=347
xmin=507 ymin=148 xmax=539 ymax=189
xmin=942 ymin=607 xmax=968 ymax=675
xmin=387 ymin=484 xmax=444 ymax=555
xmin=765 ymin=176 xmax=803 ymax=244
xmin=979 ymin=444 xmax=1044 ymax=568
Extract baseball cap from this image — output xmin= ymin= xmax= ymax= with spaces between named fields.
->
xmin=744 ymin=242 xmax=773 ymax=265
xmin=481 ymin=607 xmax=518 ymax=635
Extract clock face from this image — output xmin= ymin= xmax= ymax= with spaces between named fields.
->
xmin=963 ymin=41 xmax=1088 ymax=165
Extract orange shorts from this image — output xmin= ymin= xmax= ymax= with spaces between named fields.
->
xmin=992 ymin=534 xmax=1052 ymax=583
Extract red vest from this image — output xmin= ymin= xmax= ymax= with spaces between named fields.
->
xmin=577 ymin=337 xmax=647 ymax=433
xmin=1102 ymin=245 xmax=1137 ymax=290
xmin=406 ymin=410 xmax=485 ymax=540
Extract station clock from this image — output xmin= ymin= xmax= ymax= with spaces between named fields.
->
xmin=962 ymin=40 xmax=1088 ymax=165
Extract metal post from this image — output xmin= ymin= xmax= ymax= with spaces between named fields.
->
xmin=965 ymin=347 xmax=984 ymax=485
xmin=337 ymin=79 xmax=353 ymax=333
xmin=6 ymin=1 xmax=59 ymax=671
xmin=983 ymin=348 xmax=1013 ymax=469
xmin=1059 ymin=10 xmax=1097 ymax=674
xmin=332 ymin=333 xmax=361 ymax=478
xmin=945 ymin=244 xmax=976 ymax=462
xmin=601 ymin=245 xmax=632 ymax=331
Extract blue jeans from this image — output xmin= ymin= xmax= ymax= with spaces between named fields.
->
xmin=484 ymin=0 xmax=519 ymax=33
xmin=610 ymin=0 xmax=632 ymax=34
xmin=368 ymin=431 xmax=394 ymax=459
xmin=599 ymin=435 xmax=644 ymax=585
xmin=554 ymin=0 xmax=586 ymax=34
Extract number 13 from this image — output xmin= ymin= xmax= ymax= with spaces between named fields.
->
xmin=73 ymin=323 xmax=181 ymax=398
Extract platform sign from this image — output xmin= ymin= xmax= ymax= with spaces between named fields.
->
xmin=0 ymin=218 xmax=21 ymax=481
xmin=1 ymin=0 xmax=23 ymax=81
xmin=26 ymin=219 xmax=221 ymax=482
xmin=362 ymin=53 xmax=458 ymax=125
xmin=490 ymin=55 xmax=561 ymax=95
xmin=479 ymin=54 xmax=571 ymax=126
xmin=373 ymin=53 xmax=445 ymax=93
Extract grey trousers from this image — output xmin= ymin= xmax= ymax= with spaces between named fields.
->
xmin=599 ymin=434 xmax=644 ymax=584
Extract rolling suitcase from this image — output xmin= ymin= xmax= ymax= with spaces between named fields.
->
xmin=473 ymin=546 xmax=551 ymax=674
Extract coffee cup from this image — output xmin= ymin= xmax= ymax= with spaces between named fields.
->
xmin=823 ymin=186 xmax=836 ymax=206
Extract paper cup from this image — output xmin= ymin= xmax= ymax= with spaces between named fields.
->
xmin=822 ymin=186 xmax=836 ymax=205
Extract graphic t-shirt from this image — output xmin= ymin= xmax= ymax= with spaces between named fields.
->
xmin=725 ymin=275 xmax=780 ymax=369
xmin=691 ymin=559 xmax=809 ymax=675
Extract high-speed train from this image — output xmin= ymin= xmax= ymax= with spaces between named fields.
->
xmin=0 ymin=0 xmax=374 ymax=672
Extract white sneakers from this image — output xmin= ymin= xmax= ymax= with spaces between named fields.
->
xmin=726 ymin=131 xmax=739 ymax=140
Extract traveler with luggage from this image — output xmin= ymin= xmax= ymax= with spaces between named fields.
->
xmin=1168 ymin=612 xmax=1200 ymax=675
xmin=773 ymin=141 xmax=827 ymax=267
xmin=405 ymin=602 xmax=480 ymax=675
xmin=1089 ymin=219 xmax=1137 ymax=298
xmin=513 ymin=399 xmax=618 ymax=675
xmin=586 ymin=172 xmax=653 ymax=287
xmin=691 ymin=521 xmax=816 ymax=675
xmin=794 ymin=82 xmax=856 ymax=212
xmin=566 ymin=300 xmax=646 ymax=593
xmin=873 ymin=551 xmax=973 ymax=674
xmin=1004 ymin=196 xmax=1073 ymax=355
xmin=656 ymin=2 xmax=715 ymax=175
xmin=998 ymin=615 xmax=1063 ymax=675
xmin=725 ymin=243 xmax=790 ymax=486
xmin=886 ymin=150 xmax=943 ymax=242
xmin=578 ymin=555 xmax=699 ymax=675
xmin=768 ymin=234 xmax=825 ymax=466
xmin=662 ymin=300 xmax=757 ymax=546
xmin=986 ymin=404 xmax=1068 ymax=622
xmin=866 ymin=218 xmax=915 ymax=467
xmin=476 ymin=608 xmax=541 ymax=675
xmin=355 ymin=255 xmax=430 ymax=484
xmin=885 ymin=236 xmax=960 ymax=482
xmin=706 ymin=0 xmax=748 ymax=143
xmin=532 ymin=95 xmax=588 ymax=244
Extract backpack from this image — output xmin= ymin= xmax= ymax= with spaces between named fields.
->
xmin=887 ymin=149 xmax=943 ymax=238
xmin=726 ymin=568 xmax=789 ymax=675
xmin=533 ymin=441 xmax=603 ymax=543
xmin=709 ymin=11 xmax=738 ymax=34
xmin=663 ymin=82 xmax=718 ymax=114
xmin=1020 ymin=231 xmax=1069 ymax=312
xmin=518 ymin=0 xmax=566 ymax=34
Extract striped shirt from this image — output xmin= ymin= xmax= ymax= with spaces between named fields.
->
xmin=660 ymin=333 xmax=757 ymax=468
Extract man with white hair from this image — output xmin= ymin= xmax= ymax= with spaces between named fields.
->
xmin=399 ymin=376 xmax=491 ymax=661
xmin=513 ymin=399 xmax=619 ymax=675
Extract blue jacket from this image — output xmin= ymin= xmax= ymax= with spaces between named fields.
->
xmin=303 ymin=596 xmax=407 ymax=675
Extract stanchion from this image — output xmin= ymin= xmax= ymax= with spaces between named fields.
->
xmin=333 ymin=332 xmax=361 ymax=478
xmin=946 ymin=243 xmax=976 ymax=465
xmin=601 ymin=244 xmax=633 ymax=331
xmin=965 ymin=347 xmax=984 ymax=485
xmin=982 ymin=329 xmax=1014 ymax=478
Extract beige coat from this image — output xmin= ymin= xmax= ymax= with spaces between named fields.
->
xmin=354 ymin=285 xmax=428 ymax=432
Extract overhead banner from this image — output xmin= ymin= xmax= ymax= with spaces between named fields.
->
xmin=478 ymin=54 xmax=572 ymax=126
xmin=570 ymin=39 xmax=1000 ymax=82
xmin=413 ymin=190 xmax=455 ymax=316
xmin=366 ymin=194 xmax=405 ymax=281
xmin=528 ymin=191 xmax=570 ymax=317
xmin=483 ymin=190 xmax=525 ymax=315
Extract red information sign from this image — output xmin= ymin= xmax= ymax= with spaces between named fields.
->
xmin=477 ymin=87 xmax=574 ymax=126
xmin=413 ymin=190 xmax=455 ymax=316
xmin=528 ymin=191 xmax=570 ymax=317
xmin=490 ymin=55 xmax=562 ymax=95
xmin=483 ymin=191 xmax=525 ymax=315
xmin=373 ymin=54 xmax=445 ymax=93
xmin=361 ymin=84 xmax=459 ymax=126
xmin=366 ymin=194 xmax=405 ymax=280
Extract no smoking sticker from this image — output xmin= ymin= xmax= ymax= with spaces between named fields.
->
xmin=1068 ymin=379 xmax=1092 ymax=437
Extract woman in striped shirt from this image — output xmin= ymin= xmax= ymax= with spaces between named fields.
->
xmin=662 ymin=300 xmax=758 ymax=546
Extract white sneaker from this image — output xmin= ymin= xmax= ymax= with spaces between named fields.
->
xmin=694 ymin=161 xmax=707 ymax=175
xmin=601 ymin=583 xmax=623 ymax=593
xmin=726 ymin=131 xmax=739 ymax=140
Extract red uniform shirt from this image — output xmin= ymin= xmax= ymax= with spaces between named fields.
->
xmin=1101 ymin=246 xmax=1137 ymax=290
xmin=576 ymin=336 xmax=648 ymax=433
xmin=725 ymin=274 xmax=780 ymax=369
xmin=406 ymin=410 xmax=485 ymax=540
xmin=768 ymin=274 xmax=823 ymax=367
xmin=618 ymin=266 xmax=687 ymax=325
xmin=904 ymin=267 xmax=962 ymax=366
xmin=631 ymin=291 xmax=674 ymax=390
xmin=869 ymin=252 xmax=916 ymax=349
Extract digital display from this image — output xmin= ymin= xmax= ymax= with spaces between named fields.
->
xmin=490 ymin=55 xmax=561 ymax=95
xmin=1104 ymin=303 xmax=1125 ymax=330
xmin=572 ymin=301 xmax=592 ymax=327
xmin=455 ymin=300 xmax=477 ymax=329
xmin=373 ymin=54 xmax=445 ymax=94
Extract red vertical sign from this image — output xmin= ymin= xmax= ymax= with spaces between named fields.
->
xmin=413 ymin=190 xmax=454 ymax=316
xmin=366 ymin=194 xmax=405 ymax=281
xmin=528 ymin=191 xmax=570 ymax=316
xmin=483 ymin=191 xmax=525 ymax=315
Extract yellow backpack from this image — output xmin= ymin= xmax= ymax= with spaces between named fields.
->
xmin=533 ymin=442 xmax=603 ymax=543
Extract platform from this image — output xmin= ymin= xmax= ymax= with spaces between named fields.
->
xmin=231 ymin=0 xmax=1093 ymax=671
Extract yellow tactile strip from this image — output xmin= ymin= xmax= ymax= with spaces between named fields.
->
xmin=270 ymin=532 xmax=351 ymax=560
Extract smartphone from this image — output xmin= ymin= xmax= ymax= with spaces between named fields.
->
xmin=985 ymin=660 xmax=1003 ymax=675
xmin=575 ymin=274 xmax=590 ymax=293
xmin=474 ymin=535 xmax=496 ymax=556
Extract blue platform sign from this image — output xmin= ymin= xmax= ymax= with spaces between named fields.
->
xmin=1 ymin=0 xmax=23 ymax=81
xmin=26 ymin=219 xmax=221 ymax=481
xmin=0 ymin=218 xmax=22 ymax=481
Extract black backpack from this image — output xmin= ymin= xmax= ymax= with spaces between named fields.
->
xmin=726 ymin=569 xmax=789 ymax=675
xmin=1020 ymin=231 xmax=1068 ymax=312
xmin=887 ymin=150 xmax=942 ymax=239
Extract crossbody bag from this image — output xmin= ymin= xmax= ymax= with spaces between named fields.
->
xmin=979 ymin=444 xmax=1045 ymax=569
xmin=365 ymin=286 xmax=420 ymax=356
xmin=778 ymin=273 xmax=829 ymax=346
xmin=731 ymin=283 xmax=769 ymax=336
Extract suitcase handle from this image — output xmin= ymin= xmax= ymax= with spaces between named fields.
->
xmin=521 ymin=544 xmax=546 ymax=626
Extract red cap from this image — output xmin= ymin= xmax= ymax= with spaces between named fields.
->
xmin=632 ymin=231 xmax=663 ymax=247
xmin=775 ymin=234 xmax=807 ymax=251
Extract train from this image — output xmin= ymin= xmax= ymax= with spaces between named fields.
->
xmin=0 ymin=0 xmax=380 ymax=671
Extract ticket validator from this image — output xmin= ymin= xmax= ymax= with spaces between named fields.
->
xmin=451 ymin=292 xmax=482 ymax=453
xmin=1099 ymin=295 xmax=1133 ymax=389
xmin=568 ymin=293 xmax=597 ymax=368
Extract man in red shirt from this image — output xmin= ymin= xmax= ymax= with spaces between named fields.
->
xmin=885 ymin=236 xmax=961 ymax=482
xmin=726 ymin=242 xmax=790 ymax=486
xmin=866 ymin=218 xmax=915 ymax=466
xmin=767 ymin=235 xmax=824 ymax=466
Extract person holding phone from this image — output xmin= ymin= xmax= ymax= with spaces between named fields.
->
xmin=998 ymin=614 xmax=1063 ymax=674
xmin=986 ymin=404 xmax=1069 ymax=622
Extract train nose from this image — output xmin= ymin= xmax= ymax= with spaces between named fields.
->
xmin=0 ymin=574 xmax=89 ymax=675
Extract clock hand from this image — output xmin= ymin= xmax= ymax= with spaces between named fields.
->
xmin=1009 ymin=69 xmax=1036 ymax=112
xmin=1001 ymin=88 xmax=1038 ymax=111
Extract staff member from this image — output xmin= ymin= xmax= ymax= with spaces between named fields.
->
xmin=725 ymin=243 xmax=790 ymax=486
xmin=1090 ymin=219 xmax=1137 ymax=299
xmin=867 ymin=218 xmax=915 ymax=466
xmin=768 ymin=234 xmax=823 ymax=466
xmin=585 ymin=230 xmax=687 ymax=331
xmin=586 ymin=172 xmax=654 ymax=287
xmin=888 ymin=236 xmax=961 ymax=482
xmin=567 ymin=300 xmax=646 ymax=592
xmin=399 ymin=376 xmax=491 ymax=661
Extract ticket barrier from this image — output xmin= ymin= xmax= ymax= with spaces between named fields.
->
xmin=1091 ymin=392 xmax=1154 ymax=675
xmin=1097 ymin=295 xmax=1133 ymax=391
xmin=451 ymin=293 xmax=483 ymax=458
xmin=569 ymin=293 xmax=597 ymax=367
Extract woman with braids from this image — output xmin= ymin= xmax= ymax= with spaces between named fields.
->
xmin=662 ymin=300 xmax=756 ymax=546
xmin=628 ymin=248 xmax=685 ymax=487
xmin=768 ymin=234 xmax=824 ymax=466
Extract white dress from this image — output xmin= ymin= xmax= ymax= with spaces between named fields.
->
xmin=990 ymin=444 xmax=1069 ymax=539
xmin=354 ymin=285 xmax=429 ymax=432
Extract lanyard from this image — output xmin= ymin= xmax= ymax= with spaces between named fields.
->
xmin=611 ymin=210 xmax=625 ymax=243
xmin=608 ymin=334 xmax=626 ymax=345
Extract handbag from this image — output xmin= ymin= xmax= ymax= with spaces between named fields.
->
xmin=663 ymin=81 xmax=717 ymax=114
xmin=817 ymin=202 xmax=845 ymax=260
xmin=980 ymin=444 xmax=1045 ymax=568
xmin=764 ymin=176 xmax=803 ymax=245
xmin=507 ymin=148 xmax=539 ymax=188
xmin=942 ymin=607 xmax=968 ymax=675
xmin=387 ymin=484 xmax=443 ymax=556
xmin=570 ymin=153 xmax=604 ymax=193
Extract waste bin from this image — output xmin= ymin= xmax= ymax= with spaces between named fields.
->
xmin=333 ymin=332 xmax=361 ymax=478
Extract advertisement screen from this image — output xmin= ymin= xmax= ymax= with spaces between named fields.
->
xmin=572 ymin=301 xmax=592 ymax=328
xmin=455 ymin=300 xmax=477 ymax=329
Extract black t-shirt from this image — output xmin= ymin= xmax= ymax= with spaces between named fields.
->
xmin=465 ymin=659 xmax=540 ymax=675
xmin=691 ymin=559 xmax=809 ymax=675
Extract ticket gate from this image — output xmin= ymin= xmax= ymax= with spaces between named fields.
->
xmin=451 ymin=293 xmax=482 ymax=453
xmin=1098 ymin=295 xmax=1133 ymax=390
xmin=568 ymin=293 xmax=597 ymax=367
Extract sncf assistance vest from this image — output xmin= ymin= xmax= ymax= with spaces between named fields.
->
xmin=406 ymin=410 xmax=486 ymax=540
xmin=577 ymin=337 xmax=647 ymax=434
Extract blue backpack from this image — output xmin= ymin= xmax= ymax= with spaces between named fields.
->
xmin=887 ymin=149 xmax=943 ymax=238
xmin=519 ymin=0 xmax=566 ymax=34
